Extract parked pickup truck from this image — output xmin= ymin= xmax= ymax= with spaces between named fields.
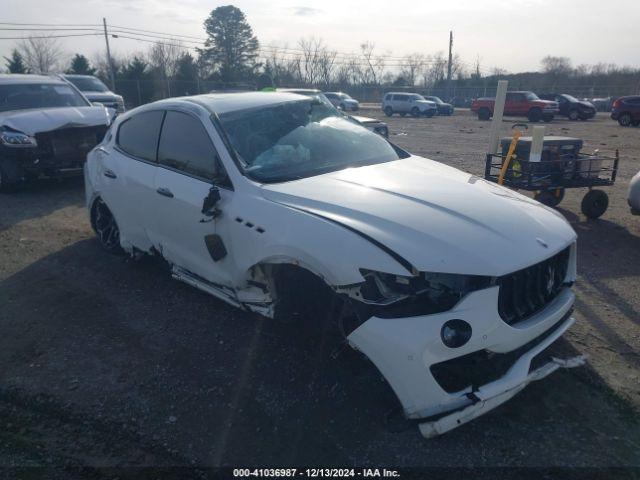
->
xmin=471 ymin=91 xmax=559 ymax=122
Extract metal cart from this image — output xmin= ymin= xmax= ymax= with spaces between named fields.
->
xmin=484 ymin=147 xmax=619 ymax=219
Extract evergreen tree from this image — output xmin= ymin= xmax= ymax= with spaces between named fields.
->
xmin=67 ymin=54 xmax=96 ymax=75
xmin=198 ymin=5 xmax=259 ymax=82
xmin=4 ymin=49 xmax=28 ymax=74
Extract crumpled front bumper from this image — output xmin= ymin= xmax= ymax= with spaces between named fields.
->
xmin=347 ymin=285 xmax=583 ymax=437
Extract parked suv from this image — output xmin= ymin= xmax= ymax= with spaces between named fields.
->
xmin=539 ymin=93 xmax=596 ymax=121
xmin=382 ymin=93 xmax=437 ymax=117
xmin=0 ymin=74 xmax=112 ymax=192
xmin=86 ymin=91 xmax=582 ymax=437
xmin=63 ymin=74 xmax=125 ymax=113
xmin=424 ymin=96 xmax=454 ymax=115
xmin=323 ymin=92 xmax=359 ymax=111
xmin=471 ymin=91 xmax=558 ymax=122
xmin=610 ymin=96 xmax=640 ymax=127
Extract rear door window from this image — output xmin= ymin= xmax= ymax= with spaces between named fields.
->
xmin=116 ymin=110 xmax=164 ymax=162
xmin=157 ymin=111 xmax=221 ymax=181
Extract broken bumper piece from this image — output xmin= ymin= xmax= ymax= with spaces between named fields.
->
xmin=419 ymin=354 xmax=586 ymax=438
xmin=347 ymin=286 xmax=584 ymax=438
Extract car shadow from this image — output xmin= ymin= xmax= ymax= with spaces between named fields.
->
xmin=0 ymin=239 xmax=639 ymax=467
xmin=0 ymin=176 xmax=85 ymax=232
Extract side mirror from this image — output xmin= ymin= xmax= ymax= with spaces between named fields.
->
xmin=202 ymin=186 xmax=221 ymax=216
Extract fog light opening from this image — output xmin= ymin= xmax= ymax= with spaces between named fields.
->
xmin=441 ymin=319 xmax=472 ymax=348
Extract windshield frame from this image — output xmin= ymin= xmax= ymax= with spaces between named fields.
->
xmin=66 ymin=76 xmax=110 ymax=93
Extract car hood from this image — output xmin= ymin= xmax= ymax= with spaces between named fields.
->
xmin=261 ymin=156 xmax=576 ymax=277
xmin=351 ymin=115 xmax=380 ymax=124
xmin=0 ymin=106 xmax=111 ymax=135
xmin=416 ymin=100 xmax=436 ymax=107
xmin=83 ymin=91 xmax=121 ymax=102
xmin=578 ymin=101 xmax=596 ymax=110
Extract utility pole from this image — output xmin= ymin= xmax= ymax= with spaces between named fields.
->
xmin=446 ymin=30 xmax=453 ymax=101
xmin=103 ymin=17 xmax=116 ymax=91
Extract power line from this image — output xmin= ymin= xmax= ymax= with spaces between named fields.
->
xmin=0 ymin=33 xmax=103 ymax=40
xmin=0 ymin=20 xmax=504 ymax=73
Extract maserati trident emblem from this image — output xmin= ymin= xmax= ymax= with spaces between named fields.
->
xmin=536 ymin=237 xmax=549 ymax=248
xmin=546 ymin=265 xmax=556 ymax=295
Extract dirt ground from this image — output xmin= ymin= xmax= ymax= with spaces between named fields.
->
xmin=0 ymin=109 xmax=639 ymax=476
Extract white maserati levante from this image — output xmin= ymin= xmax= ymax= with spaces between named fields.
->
xmin=85 ymin=92 xmax=583 ymax=437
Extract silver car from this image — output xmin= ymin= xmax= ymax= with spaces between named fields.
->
xmin=323 ymin=92 xmax=359 ymax=111
xmin=382 ymin=92 xmax=437 ymax=118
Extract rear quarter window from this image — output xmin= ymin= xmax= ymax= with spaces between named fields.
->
xmin=116 ymin=111 xmax=165 ymax=162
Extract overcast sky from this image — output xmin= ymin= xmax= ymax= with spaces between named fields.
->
xmin=1 ymin=0 xmax=638 ymax=74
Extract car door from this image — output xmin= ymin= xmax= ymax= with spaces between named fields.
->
xmin=505 ymin=92 xmax=518 ymax=114
xmin=555 ymin=95 xmax=568 ymax=115
xmin=99 ymin=110 xmax=164 ymax=251
xmin=394 ymin=94 xmax=408 ymax=112
xmin=148 ymin=109 xmax=234 ymax=287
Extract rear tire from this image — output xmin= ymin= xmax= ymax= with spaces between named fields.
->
xmin=528 ymin=108 xmax=542 ymax=122
xmin=90 ymin=198 xmax=123 ymax=254
xmin=478 ymin=108 xmax=491 ymax=121
xmin=618 ymin=113 xmax=632 ymax=127
xmin=581 ymin=190 xmax=609 ymax=219
xmin=384 ymin=106 xmax=393 ymax=117
xmin=568 ymin=109 xmax=579 ymax=121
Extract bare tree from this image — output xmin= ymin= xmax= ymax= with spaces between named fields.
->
xmin=92 ymin=50 xmax=126 ymax=81
xmin=147 ymin=40 xmax=184 ymax=80
xmin=263 ymin=46 xmax=298 ymax=85
xmin=297 ymin=37 xmax=337 ymax=86
xmin=541 ymin=56 xmax=572 ymax=75
xmin=471 ymin=54 xmax=482 ymax=80
xmin=422 ymin=52 xmax=448 ymax=87
xmin=18 ymin=36 xmax=64 ymax=74
xmin=400 ymin=53 xmax=425 ymax=86
xmin=358 ymin=42 xmax=386 ymax=86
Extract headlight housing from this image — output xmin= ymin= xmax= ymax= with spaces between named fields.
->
xmin=357 ymin=269 xmax=494 ymax=318
xmin=0 ymin=130 xmax=37 ymax=148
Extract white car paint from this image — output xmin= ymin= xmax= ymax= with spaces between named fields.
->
xmin=85 ymin=92 xmax=582 ymax=437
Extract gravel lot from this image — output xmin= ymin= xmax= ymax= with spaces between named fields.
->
xmin=0 ymin=109 xmax=639 ymax=474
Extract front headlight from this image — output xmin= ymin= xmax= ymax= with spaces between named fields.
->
xmin=357 ymin=269 xmax=494 ymax=318
xmin=0 ymin=130 xmax=37 ymax=148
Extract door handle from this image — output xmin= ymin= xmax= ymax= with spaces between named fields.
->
xmin=156 ymin=187 xmax=174 ymax=198
xmin=103 ymin=169 xmax=117 ymax=179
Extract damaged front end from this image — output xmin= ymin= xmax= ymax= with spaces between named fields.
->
xmin=1 ymin=124 xmax=108 ymax=183
xmin=339 ymin=247 xmax=584 ymax=438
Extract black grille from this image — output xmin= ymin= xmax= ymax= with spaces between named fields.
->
xmin=498 ymin=247 xmax=571 ymax=325
xmin=35 ymin=126 xmax=107 ymax=165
